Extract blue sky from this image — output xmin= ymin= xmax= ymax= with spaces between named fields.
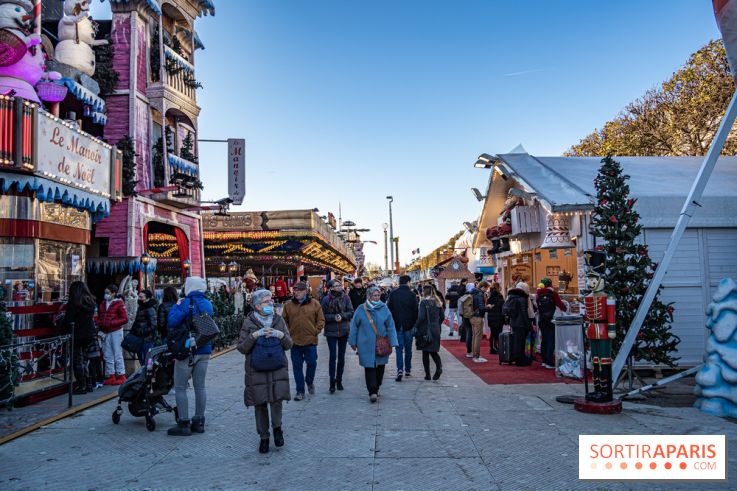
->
xmin=97 ymin=0 xmax=722 ymax=267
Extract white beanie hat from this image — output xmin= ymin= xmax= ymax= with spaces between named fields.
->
xmin=184 ymin=276 xmax=207 ymax=296
xmin=516 ymin=281 xmax=530 ymax=294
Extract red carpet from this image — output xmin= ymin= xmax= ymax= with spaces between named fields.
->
xmin=441 ymin=339 xmax=583 ymax=385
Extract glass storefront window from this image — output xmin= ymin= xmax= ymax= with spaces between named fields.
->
xmin=36 ymin=240 xmax=85 ymax=304
xmin=0 ymin=238 xmax=35 ymax=307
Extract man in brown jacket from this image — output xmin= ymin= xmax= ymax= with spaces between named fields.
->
xmin=282 ymin=281 xmax=325 ymax=399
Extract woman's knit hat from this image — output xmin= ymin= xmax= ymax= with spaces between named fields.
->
xmin=250 ymin=288 xmax=272 ymax=307
xmin=184 ymin=276 xmax=207 ymax=296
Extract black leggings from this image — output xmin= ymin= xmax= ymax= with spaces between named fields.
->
xmin=422 ymin=351 xmax=441 ymax=375
xmin=364 ymin=365 xmax=385 ymax=395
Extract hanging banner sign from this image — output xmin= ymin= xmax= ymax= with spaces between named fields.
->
xmin=35 ymin=111 xmax=113 ymax=197
xmin=228 ymin=138 xmax=246 ymax=205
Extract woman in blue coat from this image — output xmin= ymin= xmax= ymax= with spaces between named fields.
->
xmin=349 ymin=287 xmax=399 ymax=403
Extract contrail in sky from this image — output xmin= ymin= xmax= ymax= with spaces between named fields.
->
xmin=503 ymin=68 xmax=545 ymax=77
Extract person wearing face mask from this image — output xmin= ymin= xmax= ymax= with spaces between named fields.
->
xmin=320 ymin=279 xmax=354 ymax=393
xmin=349 ymin=286 xmax=399 ymax=402
xmin=97 ymin=284 xmax=129 ymax=385
xmin=282 ymin=281 xmax=325 ymax=399
xmin=131 ymin=289 xmax=158 ymax=364
xmin=238 ymin=289 xmax=294 ymax=453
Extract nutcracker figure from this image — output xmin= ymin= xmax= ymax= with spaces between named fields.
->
xmin=582 ymin=250 xmax=616 ymax=403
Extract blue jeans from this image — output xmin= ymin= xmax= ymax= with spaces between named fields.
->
xmin=137 ymin=340 xmax=154 ymax=366
xmin=395 ymin=329 xmax=415 ymax=374
xmin=326 ymin=336 xmax=348 ymax=382
xmin=290 ymin=344 xmax=318 ymax=394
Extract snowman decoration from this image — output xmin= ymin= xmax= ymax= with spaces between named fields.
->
xmin=54 ymin=0 xmax=107 ymax=77
xmin=0 ymin=0 xmax=61 ymax=102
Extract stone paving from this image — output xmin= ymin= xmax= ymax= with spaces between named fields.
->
xmin=1 ymin=338 xmax=736 ymax=490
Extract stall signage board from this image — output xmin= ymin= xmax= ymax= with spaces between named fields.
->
xmin=35 ymin=112 xmax=112 ymax=197
xmin=228 ymin=138 xmax=246 ymax=205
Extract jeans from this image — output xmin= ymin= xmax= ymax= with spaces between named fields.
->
xmin=174 ymin=354 xmax=209 ymax=421
xmin=102 ymin=329 xmax=125 ymax=376
xmin=364 ymin=365 xmax=385 ymax=395
xmin=326 ymin=336 xmax=348 ymax=382
xmin=539 ymin=319 xmax=555 ymax=365
xmin=459 ymin=318 xmax=471 ymax=342
xmin=137 ymin=340 xmax=154 ymax=366
xmin=471 ymin=317 xmax=484 ymax=358
xmin=255 ymin=401 xmax=282 ymax=439
xmin=447 ymin=308 xmax=459 ymax=333
xmin=395 ymin=329 xmax=414 ymax=374
xmin=290 ymin=344 xmax=318 ymax=394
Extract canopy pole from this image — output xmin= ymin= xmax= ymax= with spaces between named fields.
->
xmin=612 ymin=90 xmax=737 ymax=382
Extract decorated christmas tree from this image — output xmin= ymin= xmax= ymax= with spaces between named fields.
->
xmin=591 ymin=156 xmax=680 ymax=366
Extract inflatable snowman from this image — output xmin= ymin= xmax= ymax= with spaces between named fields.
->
xmin=54 ymin=0 xmax=107 ymax=77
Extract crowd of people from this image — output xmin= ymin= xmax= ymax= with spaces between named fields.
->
xmin=59 ymin=271 xmax=567 ymax=455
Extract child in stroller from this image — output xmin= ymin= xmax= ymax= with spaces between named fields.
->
xmin=112 ymin=345 xmax=177 ymax=431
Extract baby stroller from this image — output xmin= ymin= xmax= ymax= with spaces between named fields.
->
xmin=112 ymin=345 xmax=177 ymax=431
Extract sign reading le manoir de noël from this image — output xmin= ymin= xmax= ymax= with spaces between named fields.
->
xmin=36 ymin=112 xmax=112 ymax=197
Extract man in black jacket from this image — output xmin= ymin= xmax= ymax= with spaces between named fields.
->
xmin=445 ymin=282 xmax=461 ymax=336
xmin=387 ymin=275 xmax=419 ymax=381
xmin=348 ymin=278 xmax=367 ymax=310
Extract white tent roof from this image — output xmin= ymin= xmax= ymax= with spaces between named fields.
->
xmin=493 ymin=154 xmax=737 ymax=228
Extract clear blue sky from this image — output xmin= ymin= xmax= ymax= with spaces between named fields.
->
xmin=96 ymin=0 xmax=722 ymax=268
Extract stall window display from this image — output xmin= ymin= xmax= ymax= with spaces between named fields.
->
xmin=0 ymin=238 xmax=35 ymax=307
xmin=35 ymin=241 xmax=85 ymax=304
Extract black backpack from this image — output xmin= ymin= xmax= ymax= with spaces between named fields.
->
xmin=167 ymin=303 xmax=195 ymax=361
xmin=537 ymin=291 xmax=556 ymax=321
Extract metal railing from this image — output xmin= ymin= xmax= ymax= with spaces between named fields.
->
xmin=163 ymin=46 xmax=197 ymax=102
xmin=0 ymin=334 xmax=72 ymax=408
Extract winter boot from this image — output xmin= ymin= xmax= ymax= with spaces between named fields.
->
xmin=259 ymin=438 xmax=270 ymax=453
xmin=329 ymin=379 xmax=336 ymax=394
xmin=273 ymin=427 xmax=284 ymax=447
xmin=336 ymin=379 xmax=344 ymax=391
xmin=190 ymin=416 xmax=205 ymax=434
xmin=167 ymin=419 xmax=192 ymax=436
xmin=433 ymin=366 xmax=443 ymax=380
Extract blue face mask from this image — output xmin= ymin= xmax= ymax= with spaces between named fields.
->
xmin=262 ymin=305 xmax=274 ymax=315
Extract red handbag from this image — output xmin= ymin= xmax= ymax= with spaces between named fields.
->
xmin=364 ymin=304 xmax=392 ymax=357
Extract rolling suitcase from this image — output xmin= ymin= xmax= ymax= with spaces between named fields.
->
xmin=499 ymin=331 xmax=516 ymax=364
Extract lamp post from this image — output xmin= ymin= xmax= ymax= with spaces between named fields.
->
xmin=228 ymin=261 xmax=238 ymax=293
xmin=386 ymin=196 xmax=394 ymax=275
xmin=382 ymin=223 xmax=389 ymax=273
xmin=182 ymin=259 xmax=191 ymax=278
xmin=140 ymin=252 xmax=150 ymax=289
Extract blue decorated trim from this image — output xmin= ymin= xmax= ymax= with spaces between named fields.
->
xmin=163 ymin=46 xmax=195 ymax=74
xmin=86 ymin=256 xmax=157 ymax=275
xmin=167 ymin=154 xmax=198 ymax=176
xmin=59 ymin=78 xmax=106 ymax=113
xmin=197 ymin=0 xmax=215 ymax=16
xmin=0 ymin=174 xmax=111 ymax=223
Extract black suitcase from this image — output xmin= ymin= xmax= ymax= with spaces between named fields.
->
xmin=499 ymin=331 xmax=516 ymax=364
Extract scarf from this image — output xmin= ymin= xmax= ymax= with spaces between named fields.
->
xmin=254 ymin=312 xmax=273 ymax=329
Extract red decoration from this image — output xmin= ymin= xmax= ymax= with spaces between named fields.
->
xmin=627 ymin=198 xmax=635 ymax=208
xmin=609 ymin=216 xmax=618 ymax=224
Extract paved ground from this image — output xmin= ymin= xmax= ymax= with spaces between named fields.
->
xmin=1 ymin=338 xmax=736 ymax=490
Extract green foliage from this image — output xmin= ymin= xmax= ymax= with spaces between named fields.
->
xmin=152 ymin=128 xmax=173 ymax=188
xmin=150 ymin=24 xmax=161 ymax=83
xmin=93 ymin=35 xmax=120 ymax=97
xmin=592 ymin=157 xmax=680 ymax=366
xmin=179 ymin=132 xmax=198 ymax=164
xmin=206 ymin=289 xmax=234 ymax=318
xmin=211 ymin=314 xmax=244 ymax=351
xmin=117 ymin=136 xmax=138 ymax=196
xmin=0 ymin=287 xmax=19 ymax=405
xmin=567 ymin=40 xmax=737 ymax=157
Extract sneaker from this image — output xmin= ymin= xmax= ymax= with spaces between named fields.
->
xmin=473 ymin=357 xmax=488 ymax=363
xmin=542 ymin=363 xmax=555 ymax=369
xmin=307 ymin=384 xmax=315 ymax=395
xmin=369 ymin=394 xmax=378 ymax=403
xmin=395 ymin=371 xmax=403 ymax=382
xmin=465 ymin=353 xmax=473 ymax=358
xmin=336 ymin=380 xmax=344 ymax=391
xmin=94 ymin=382 xmax=104 ymax=389
xmin=404 ymin=372 xmax=411 ymax=378
xmin=113 ymin=375 xmax=126 ymax=385
xmin=293 ymin=392 xmax=304 ymax=401
xmin=102 ymin=375 xmax=117 ymax=385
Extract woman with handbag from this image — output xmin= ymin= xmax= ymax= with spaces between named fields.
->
xmin=166 ymin=277 xmax=213 ymax=436
xmin=62 ymin=281 xmax=98 ymax=394
xmin=349 ymin=287 xmax=399 ymax=403
xmin=414 ymin=285 xmax=445 ymax=380
xmin=237 ymin=289 xmax=293 ymax=454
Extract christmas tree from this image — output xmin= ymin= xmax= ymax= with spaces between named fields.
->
xmin=591 ymin=156 xmax=680 ymax=366
xmin=117 ymin=136 xmax=138 ymax=197
xmin=179 ymin=132 xmax=198 ymax=164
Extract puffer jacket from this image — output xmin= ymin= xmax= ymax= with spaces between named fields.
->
xmin=97 ymin=298 xmax=128 ymax=333
xmin=237 ymin=313 xmax=293 ymax=407
xmin=282 ymin=295 xmax=325 ymax=346
xmin=157 ymin=301 xmax=176 ymax=341
xmin=502 ymin=288 xmax=532 ymax=331
xmin=132 ymin=299 xmax=157 ymax=340
xmin=167 ymin=292 xmax=214 ymax=355
xmin=486 ymin=289 xmax=505 ymax=326
xmin=414 ymin=299 xmax=445 ymax=353
xmin=321 ymin=292 xmax=354 ymax=338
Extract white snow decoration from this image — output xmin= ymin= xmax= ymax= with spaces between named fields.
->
xmin=54 ymin=0 xmax=108 ymax=77
xmin=694 ymin=278 xmax=737 ymax=418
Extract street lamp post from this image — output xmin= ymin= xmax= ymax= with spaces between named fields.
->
xmin=382 ymin=223 xmax=388 ymax=272
xmin=386 ymin=196 xmax=394 ymax=275
xmin=182 ymin=259 xmax=191 ymax=278
xmin=228 ymin=261 xmax=238 ymax=294
xmin=140 ymin=252 xmax=150 ymax=289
